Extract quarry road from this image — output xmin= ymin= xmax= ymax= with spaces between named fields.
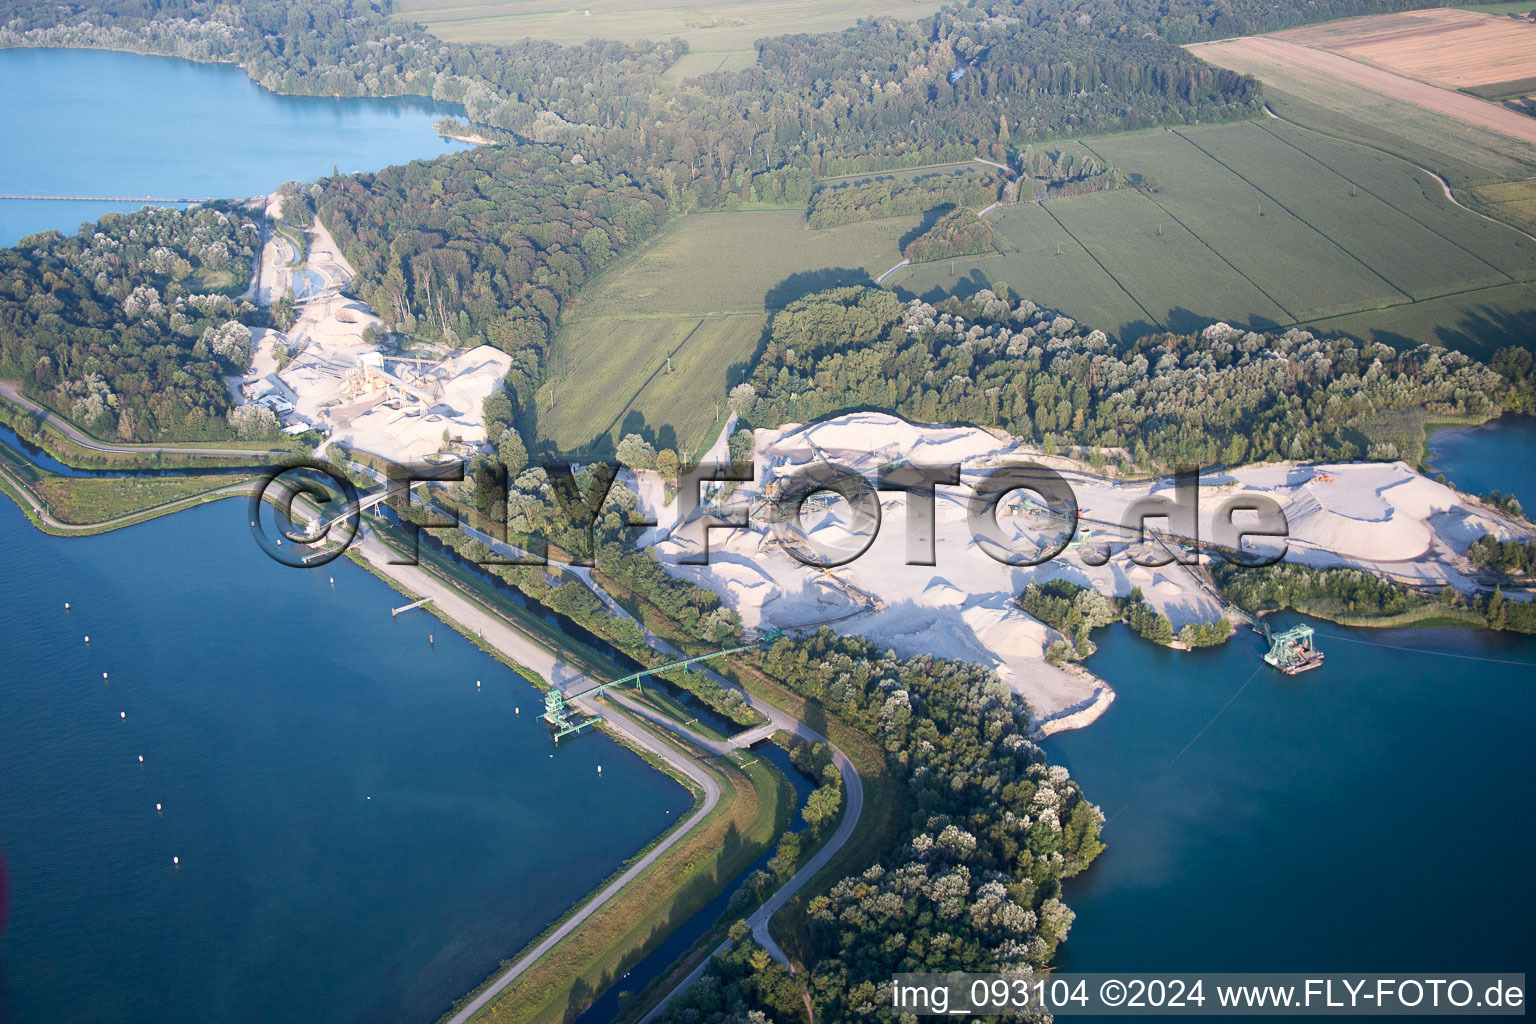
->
xmin=625 ymin=687 xmax=864 ymax=1024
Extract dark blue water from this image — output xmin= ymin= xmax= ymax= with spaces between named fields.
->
xmin=1044 ymin=617 xmax=1535 ymax=973
xmin=1427 ymin=414 xmax=1536 ymax=514
xmin=572 ymin=741 xmax=818 ymax=1024
xmin=0 ymin=497 xmax=692 ymax=1024
xmin=0 ymin=48 xmax=469 ymax=245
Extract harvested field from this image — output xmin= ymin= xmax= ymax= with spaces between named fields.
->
xmin=1189 ymin=36 xmax=1536 ymax=146
xmin=1274 ymin=8 xmax=1536 ymax=89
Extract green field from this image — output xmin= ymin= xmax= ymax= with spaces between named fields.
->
xmin=888 ymin=118 xmax=1536 ymax=350
xmin=660 ymin=49 xmax=758 ymax=83
xmin=1190 ymin=42 xmax=1536 ymax=189
xmin=399 ymin=0 xmax=932 ymax=53
xmin=535 ymin=209 xmax=916 ymax=455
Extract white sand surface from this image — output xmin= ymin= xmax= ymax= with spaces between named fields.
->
xmin=642 ymin=412 xmax=1532 ymax=733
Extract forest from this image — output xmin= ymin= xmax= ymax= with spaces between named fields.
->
xmin=903 ymin=208 xmax=1000 ymax=263
xmin=0 ymin=205 xmax=262 ymax=441
xmin=806 ymin=170 xmax=1003 ymax=229
xmin=663 ymin=629 xmax=1105 ymax=1022
xmin=729 ymin=286 xmax=1534 ymax=470
xmin=315 ymin=146 xmax=669 ymax=424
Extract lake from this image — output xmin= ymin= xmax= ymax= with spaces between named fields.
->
xmin=1428 ymin=414 xmax=1536 ymax=514
xmin=0 ymin=498 xmax=693 ymax=1023
xmin=1044 ymin=616 xmax=1536 ymax=974
xmin=0 ymin=47 xmax=470 ymax=246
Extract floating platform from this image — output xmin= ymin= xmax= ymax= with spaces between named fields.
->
xmin=1264 ymin=624 xmax=1325 ymax=675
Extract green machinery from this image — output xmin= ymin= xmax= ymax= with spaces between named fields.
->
xmin=543 ymin=629 xmax=784 ymax=740
xmin=1263 ymin=624 xmax=1325 ymax=675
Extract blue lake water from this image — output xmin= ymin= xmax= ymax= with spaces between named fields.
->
xmin=0 ymin=48 xmax=470 ymax=246
xmin=1427 ymin=414 xmax=1536 ymax=514
xmin=1044 ymin=617 xmax=1536 ymax=974
xmin=0 ymin=497 xmax=693 ymax=1023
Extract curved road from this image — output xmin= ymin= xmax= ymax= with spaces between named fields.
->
xmin=0 ymin=382 xmax=282 ymax=459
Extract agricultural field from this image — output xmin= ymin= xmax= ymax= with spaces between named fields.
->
xmin=1469 ymin=179 xmax=1536 ymax=236
xmin=889 ymin=119 xmax=1536 ymax=350
xmin=397 ymin=0 xmax=930 ymax=52
xmin=888 ymin=201 xmax=1155 ymax=336
xmin=534 ymin=210 xmax=917 ymax=455
xmin=1190 ymin=38 xmax=1536 ymax=187
xmin=1272 ymin=8 xmax=1536 ymax=90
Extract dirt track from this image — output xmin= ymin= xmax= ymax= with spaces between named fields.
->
xmin=1191 ymin=36 xmax=1536 ymax=146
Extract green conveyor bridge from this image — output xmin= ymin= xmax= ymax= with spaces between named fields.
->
xmin=543 ymin=630 xmax=783 ymax=740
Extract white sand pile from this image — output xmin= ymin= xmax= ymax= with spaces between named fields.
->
xmin=641 ymin=413 xmax=1525 ymax=733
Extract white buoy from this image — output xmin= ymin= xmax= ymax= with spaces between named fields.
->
xmin=64 ymin=602 xmax=70 ymax=611
xmin=138 ymin=755 xmax=144 ymax=764
xmin=84 ymin=635 xmax=90 ymax=644
xmin=476 ymin=680 xmax=481 ymax=689
xmin=366 ymin=796 xmax=371 ymax=801
xmin=515 ymin=707 xmax=520 ymax=716
xmin=103 ymin=672 xmax=109 ymax=680
xmin=156 ymin=803 xmax=162 ymax=813
xmin=597 ymin=765 xmax=602 ymax=775
xmin=172 ymin=856 xmax=179 ymax=867
xmin=120 ymin=711 xmax=126 ymax=720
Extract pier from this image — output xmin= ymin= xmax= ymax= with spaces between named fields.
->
xmin=391 ymin=597 xmax=433 ymax=617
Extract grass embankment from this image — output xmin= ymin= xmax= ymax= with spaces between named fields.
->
xmin=467 ymin=744 xmax=790 ymax=1024
xmin=0 ymin=437 xmax=255 ymax=534
xmin=1271 ymin=598 xmax=1488 ymax=630
xmin=624 ymin=686 xmax=731 ymax=743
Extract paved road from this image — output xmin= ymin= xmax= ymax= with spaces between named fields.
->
xmin=627 ymin=682 xmax=864 ymax=1023
xmin=0 ymin=382 xmax=280 ymax=459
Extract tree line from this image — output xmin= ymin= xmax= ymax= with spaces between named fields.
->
xmin=728 ymin=286 xmax=1533 ymax=471
xmin=1211 ymin=561 xmax=1536 ymax=633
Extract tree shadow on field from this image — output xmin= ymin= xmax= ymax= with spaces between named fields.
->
xmin=897 ymin=202 xmax=956 ymax=250
xmin=763 ymin=267 xmax=877 ymax=312
xmin=1161 ymin=305 xmax=1283 ymax=338
xmin=611 ymin=410 xmax=679 ymax=454
xmin=888 ymin=267 xmax=993 ymax=305
xmin=1433 ymin=302 xmax=1536 ymax=356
